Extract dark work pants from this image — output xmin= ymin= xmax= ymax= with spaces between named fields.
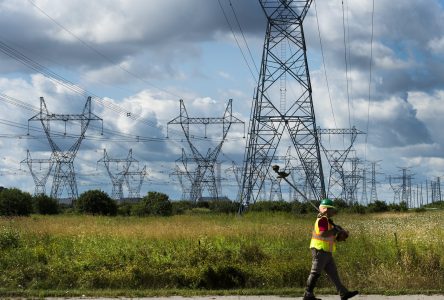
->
xmin=305 ymin=248 xmax=348 ymax=297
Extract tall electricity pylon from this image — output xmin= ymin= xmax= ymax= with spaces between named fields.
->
xmin=343 ymin=157 xmax=361 ymax=204
xmin=97 ymin=149 xmax=136 ymax=201
xmin=360 ymin=168 xmax=368 ymax=205
xmin=168 ymin=99 xmax=244 ymax=202
xmin=389 ymin=167 xmax=413 ymax=206
xmin=20 ymin=150 xmax=53 ymax=195
xmin=124 ymin=165 xmax=147 ymax=200
xmin=225 ymin=161 xmax=242 ymax=202
xmin=317 ymin=127 xmax=364 ymax=200
xmin=241 ymin=0 xmax=325 ymax=209
xmin=431 ymin=176 xmax=441 ymax=203
xmin=28 ymin=97 xmax=102 ymax=202
xmin=171 ymin=163 xmax=191 ymax=201
xmin=369 ymin=160 xmax=382 ymax=202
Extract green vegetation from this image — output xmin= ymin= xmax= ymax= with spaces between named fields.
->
xmin=75 ymin=189 xmax=117 ymax=216
xmin=0 ymin=187 xmax=443 ymax=295
xmin=132 ymin=191 xmax=173 ymax=216
xmin=33 ymin=194 xmax=59 ymax=215
xmin=0 ymin=209 xmax=443 ymax=296
xmin=0 ymin=188 xmax=33 ymax=216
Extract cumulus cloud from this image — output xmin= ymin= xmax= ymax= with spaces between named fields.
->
xmin=1 ymin=0 xmax=444 ymax=200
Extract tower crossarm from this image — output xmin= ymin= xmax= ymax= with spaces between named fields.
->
xmin=260 ymin=0 xmax=313 ymax=22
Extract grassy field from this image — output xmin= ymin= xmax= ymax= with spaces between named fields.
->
xmin=0 ymin=210 xmax=443 ymax=296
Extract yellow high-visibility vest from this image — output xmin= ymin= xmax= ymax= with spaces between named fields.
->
xmin=309 ymin=216 xmax=336 ymax=252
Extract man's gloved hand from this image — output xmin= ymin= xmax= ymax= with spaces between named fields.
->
xmin=335 ymin=228 xmax=349 ymax=242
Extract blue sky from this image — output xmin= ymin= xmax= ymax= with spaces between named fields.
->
xmin=1 ymin=0 xmax=444 ymax=204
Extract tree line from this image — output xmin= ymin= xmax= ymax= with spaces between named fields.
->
xmin=0 ymin=186 xmax=442 ymax=217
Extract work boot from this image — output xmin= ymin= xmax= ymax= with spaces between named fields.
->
xmin=340 ymin=290 xmax=359 ymax=300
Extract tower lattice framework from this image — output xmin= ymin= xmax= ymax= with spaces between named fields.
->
xmin=21 ymin=150 xmax=53 ymax=195
xmin=318 ymin=127 xmax=364 ymax=200
xmin=97 ymin=149 xmax=136 ymax=201
xmin=168 ymin=99 xmax=244 ymax=203
xmin=240 ymin=0 xmax=325 ymax=209
xmin=369 ymin=160 xmax=381 ymax=202
xmin=28 ymin=97 xmax=102 ymax=202
xmin=124 ymin=165 xmax=147 ymax=200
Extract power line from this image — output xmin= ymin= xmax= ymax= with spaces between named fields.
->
xmin=27 ymin=0 xmax=183 ymax=101
xmin=313 ymin=0 xmax=337 ymax=128
xmin=227 ymin=0 xmax=260 ymax=75
xmin=0 ymin=40 xmax=197 ymax=139
xmin=364 ymin=0 xmax=375 ymax=162
xmin=217 ymin=0 xmax=257 ymax=81
xmin=341 ymin=0 xmax=352 ymax=129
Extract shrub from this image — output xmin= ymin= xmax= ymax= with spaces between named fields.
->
xmin=249 ymin=200 xmax=292 ymax=212
xmin=33 ymin=194 xmax=59 ymax=215
xmin=75 ymin=190 xmax=117 ymax=216
xmin=199 ymin=265 xmax=246 ymax=289
xmin=208 ymin=200 xmax=238 ymax=214
xmin=332 ymin=198 xmax=349 ymax=209
xmin=132 ymin=191 xmax=172 ymax=217
xmin=196 ymin=201 xmax=210 ymax=209
xmin=171 ymin=200 xmax=194 ymax=215
xmin=291 ymin=200 xmax=313 ymax=214
xmin=388 ymin=201 xmax=408 ymax=212
xmin=117 ymin=202 xmax=135 ymax=216
xmin=367 ymin=200 xmax=389 ymax=213
xmin=0 ymin=188 xmax=33 ymax=216
xmin=347 ymin=203 xmax=367 ymax=214
xmin=0 ymin=226 xmax=21 ymax=250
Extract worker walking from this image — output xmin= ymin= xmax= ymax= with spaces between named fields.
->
xmin=303 ymin=198 xmax=359 ymax=300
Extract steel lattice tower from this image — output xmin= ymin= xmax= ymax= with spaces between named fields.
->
xmin=20 ymin=150 xmax=53 ymax=195
xmin=168 ymin=99 xmax=244 ymax=203
xmin=369 ymin=161 xmax=381 ymax=202
xmin=28 ymin=97 xmax=102 ymax=202
xmin=124 ymin=165 xmax=147 ymax=200
xmin=318 ymin=127 xmax=364 ymax=200
xmin=225 ymin=161 xmax=242 ymax=202
xmin=343 ymin=157 xmax=361 ymax=204
xmin=97 ymin=149 xmax=136 ymax=201
xmin=360 ymin=168 xmax=368 ymax=205
xmin=241 ymin=0 xmax=325 ymax=209
xmin=171 ymin=163 xmax=191 ymax=201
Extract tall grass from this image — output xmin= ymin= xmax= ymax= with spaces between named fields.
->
xmin=0 ymin=211 xmax=443 ymax=293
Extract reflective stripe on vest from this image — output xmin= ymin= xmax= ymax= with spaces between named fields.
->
xmin=309 ymin=216 xmax=336 ymax=252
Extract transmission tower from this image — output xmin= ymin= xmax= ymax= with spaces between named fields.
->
xmin=225 ymin=161 xmax=242 ymax=202
xmin=97 ymin=149 xmax=136 ymax=201
xmin=360 ymin=168 xmax=368 ymax=205
xmin=241 ymin=0 xmax=325 ymax=209
xmin=28 ymin=97 xmax=102 ymax=202
xmin=168 ymin=99 xmax=244 ymax=202
xmin=124 ymin=165 xmax=147 ymax=200
xmin=431 ymin=176 xmax=442 ymax=203
xmin=20 ymin=150 xmax=53 ymax=195
xmin=389 ymin=167 xmax=413 ymax=206
xmin=369 ymin=160 xmax=382 ymax=202
xmin=343 ymin=157 xmax=361 ymax=204
xmin=171 ymin=163 xmax=191 ymax=201
xmin=318 ymin=127 xmax=364 ymax=200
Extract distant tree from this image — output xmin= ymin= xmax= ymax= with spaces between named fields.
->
xmin=132 ymin=191 xmax=172 ymax=216
xmin=76 ymin=190 xmax=117 ymax=216
xmin=208 ymin=200 xmax=238 ymax=214
xmin=367 ymin=200 xmax=389 ymax=213
xmin=0 ymin=188 xmax=33 ymax=216
xmin=249 ymin=200 xmax=292 ymax=212
xmin=33 ymin=194 xmax=59 ymax=215
xmin=171 ymin=200 xmax=194 ymax=215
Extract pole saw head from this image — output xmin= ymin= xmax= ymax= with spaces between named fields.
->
xmin=272 ymin=164 xmax=290 ymax=178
